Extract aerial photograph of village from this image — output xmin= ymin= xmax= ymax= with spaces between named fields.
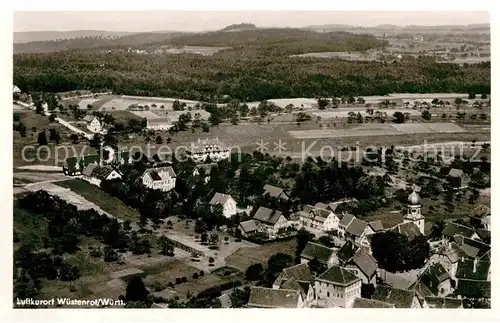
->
xmin=12 ymin=10 xmax=491 ymax=310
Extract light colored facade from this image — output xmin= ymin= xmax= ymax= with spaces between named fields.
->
xmin=82 ymin=164 xmax=122 ymax=187
xmin=140 ymin=167 xmax=176 ymax=192
xmin=84 ymin=116 xmax=102 ymax=133
xmin=404 ymin=184 xmax=425 ymax=235
xmin=299 ymin=207 xmax=340 ymax=236
xmin=146 ymin=118 xmax=173 ymax=131
xmin=186 ymin=138 xmax=230 ymax=162
xmin=314 ymin=266 xmax=362 ymax=308
xmin=209 ymin=193 xmax=237 ymax=218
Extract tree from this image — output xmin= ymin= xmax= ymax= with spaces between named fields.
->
xmin=317 ymin=98 xmax=330 ymax=109
xmin=155 ymin=135 xmax=163 ymax=144
xmin=245 ymin=263 xmax=264 ymax=281
xmin=125 ymin=276 xmax=149 ymax=304
xmin=468 ymin=93 xmax=476 ymax=99
xmin=200 ymin=232 xmax=208 ymax=244
xmin=48 ymin=114 xmax=56 ymax=123
xmin=209 ymin=233 xmax=219 ymax=246
xmin=431 ymin=98 xmax=439 ymax=105
xmin=37 ymin=131 xmax=48 ymax=146
xmin=103 ymin=246 xmax=119 ymax=262
xmin=481 ymin=93 xmax=488 ymax=99
xmin=392 ymin=112 xmax=405 ymax=124
xmin=454 ymin=98 xmax=463 ymax=106
xmin=267 ymin=253 xmax=293 ymax=276
xmin=202 ymin=123 xmax=210 ymax=132
xmin=422 ymin=110 xmax=431 ymax=120
xmin=308 ymin=258 xmax=327 ymax=275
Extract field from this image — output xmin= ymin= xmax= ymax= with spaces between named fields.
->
xmin=55 ymin=179 xmax=140 ymax=221
xmin=291 ymin=51 xmax=378 ymax=61
xmin=225 ymin=239 xmax=297 ymax=272
xmin=100 ymin=96 xmax=200 ymax=111
xmin=129 ymin=110 xmax=162 ymax=119
xmin=13 ymin=142 xmax=96 ymax=168
xmin=107 ymin=110 xmax=143 ymax=123
xmin=163 ymin=45 xmax=230 ymax=56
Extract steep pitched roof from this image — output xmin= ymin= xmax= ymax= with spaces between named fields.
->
xmin=337 ymin=241 xmax=358 ymax=264
xmin=419 ymin=263 xmax=451 ymax=295
xmin=316 ymin=265 xmax=360 ymax=286
xmin=345 ymin=218 xmax=368 ymax=237
xmin=456 ymin=259 xmax=490 ymax=281
xmin=448 ymin=168 xmax=464 ymax=178
xmin=280 ymin=278 xmax=310 ymax=296
xmin=456 ymin=279 xmax=490 ymax=299
xmin=141 ymin=166 xmax=176 ymax=181
xmin=453 ymin=234 xmax=490 ymax=258
xmin=442 ymin=222 xmax=476 ymax=239
xmin=368 ymin=220 xmax=384 ymax=232
xmin=339 ymin=213 xmax=355 ymax=227
xmin=281 ymin=263 xmax=314 ymax=283
xmin=314 ymin=202 xmax=328 ymax=210
xmin=247 ymin=287 xmax=301 ymax=308
xmin=352 ymin=297 xmax=394 ymax=308
xmin=239 ymin=220 xmax=258 ymax=234
xmin=391 ymin=222 xmax=422 ymax=241
xmin=351 ymin=251 xmax=378 ymax=279
xmin=193 ymin=163 xmax=217 ymax=176
xmin=82 ymin=163 xmax=98 ymax=177
xmin=263 ymin=184 xmax=287 ymax=198
xmin=300 ymin=242 xmax=335 ymax=264
xmin=424 ymin=297 xmax=462 ymax=308
xmin=253 ymin=207 xmax=284 ymax=225
xmin=209 ymin=192 xmax=232 ymax=206
xmin=91 ymin=165 xmax=116 ymax=180
xmin=382 ymin=270 xmax=419 ymax=290
xmin=372 ymin=285 xmax=416 ymax=308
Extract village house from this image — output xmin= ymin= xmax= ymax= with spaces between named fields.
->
xmin=344 ymin=250 xmax=378 ymax=285
xmin=378 ymin=269 xmax=419 ymax=291
xmin=146 ymin=117 xmax=173 ymax=131
xmin=252 ymin=207 xmax=289 ymax=238
xmin=237 ymin=220 xmax=258 ymax=238
xmin=368 ymin=220 xmax=384 ymax=233
xmin=298 ymin=205 xmax=340 ymax=236
xmin=138 ymin=166 xmax=176 ymax=192
xmin=452 ymin=234 xmax=490 ymax=259
xmin=63 ymin=154 xmax=101 ymax=176
xmin=337 ymin=213 xmax=356 ymax=238
xmin=185 ymin=138 xmax=230 ymax=162
xmin=192 ymin=163 xmax=217 ymax=183
xmin=314 ymin=265 xmax=362 ymax=308
xmin=430 ymin=242 xmax=468 ymax=279
xmin=262 ymin=184 xmax=290 ymax=200
xmin=422 ymin=297 xmax=463 ymax=309
xmin=13 ymin=84 xmax=21 ymax=94
xmin=441 ymin=222 xmax=479 ymax=241
xmin=273 ymin=263 xmax=315 ymax=304
xmin=455 ymin=279 xmax=491 ymax=300
xmin=209 ymin=192 xmax=237 ymax=218
xmin=373 ymin=285 xmax=422 ymax=308
xmin=81 ymin=164 xmax=121 ymax=187
xmin=351 ymin=298 xmax=395 ymax=308
xmin=83 ymin=115 xmax=102 ymax=133
xmin=337 ymin=241 xmax=358 ymax=266
xmin=391 ymin=222 xmax=422 ymax=241
xmin=411 ymin=263 xmax=453 ymax=298
xmin=455 ymin=258 xmax=490 ymax=283
xmin=300 ymin=242 xmax=338 ymax=268
xmin=247 ymin=286 xmax=305 ymax=308
xmin=468 ymin=205 xmax=491 ymax=231
xmin=345 ymin=218 xmax=374 ymax=249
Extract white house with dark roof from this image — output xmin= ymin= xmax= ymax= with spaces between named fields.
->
xmin=345 ymin=250 xmax=378 ymax=285
xmin=338 ymin=213 xmax=356 ymax=238
xmin=263 ymin=184 xmax=289 ymax=200
xmin=186 ymin=138 xmax=230 ymax=162
xmin=273 ymin=263 xmax=315 ymax=304
xmin=139 ymin=166 xmax=176 ymax=192
xmin=372 ymin=285 xmax=422 ymax=308
xmin=411 ymin=263 xmax=452 ymax=297
xmin=299 ymin=205 xmax=340 ymax=236
xmin=82 ymin=164 xmax=121 ymax=187
xmin=238 ymin=220 xmax=258 ymax=237
xmin=83 ymin=115 xmax=102 ymax=133
xmin=300 ymin=242 xmax=338 ymax=268
xmin=209 ymin=192 xmax=237 ymax=218
xmin=345 ymin=218 xmax=374 ymax=248
xmin=314 ymin=265 xmax=362 ymax=308
xmin=192 ymin=163 xmax=217 ymax=183
xmin=247 ymin=286 xmax=305 ymax=308
xmin=146 ymin=117 xmax=173 ymax=131
xmin=252 ymin=207 xmax=288 ymax=238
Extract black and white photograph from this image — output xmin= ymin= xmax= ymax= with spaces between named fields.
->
xmin=7 ymin=2 xmax=494 ymax=318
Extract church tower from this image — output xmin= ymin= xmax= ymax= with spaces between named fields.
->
xmin=403 ymin=184 xmax=425 ymax=235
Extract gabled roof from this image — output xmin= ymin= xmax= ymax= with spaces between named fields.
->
xmin=442 ymin=222 xmax=476 ymax=239
xmin=280 ymin=278 xmax=311 ymax=296
xmin=418 ymin=263 xmax=450 ymax=295
xmin=368 ymin=220 xmax=384 ymax=232
xmin=316 ymin=265 xmax=360 ymax=286
xmin=350 ymin=251 xmax=378 ymax=279
xmin=337 ymin=241 xmax=358 ymax=264
xmin=314 ymin=202 xmax=328 ymax=209
xmin=453 ymin=234 xmax=490 ymax=258
xmin=82 ymin=163 xmax=98 ymax=177
xmin=83 ymin=115 xmax=97 ymax=122
xmin=247 ymin=287 xmax=301 ymax=308
xmin=91 ymin=165 xmax=117 ymax=180
xmin=352 ymin=297 xmax=394 ymax=308
xmin=372 ymin=285 xmax=416 ymax=308
xmin=424 ymin=297 xmax=462 ymax=308
xmin=193 ymin=163 xmax=217 ymax=176
xmin=391 ymin=222 xmax=422 ymax=241
xmin=456 ymin=259 xmax=490 ymax=281
xmin=141 ymin=166 xmax=176 ymax=181
xmin=339 ymin=213 xmax=356 ymax=227
xmin=448 ymin=168 xmax=464 ymax=178
xmin=382 ymin=270 xmax=419 ymax=290
xmin=300 ymin=242 xmax=335 ymax=264
xmin=345 ymin=218 xmax=369 ymax=237
xmin=218 ymin=293 xmax=232 ymax=308
xmin=253 ymin=207 xmax=284 ymax=225
xmin=281 ymin=263 xmax=314 ymax=283
xmin=209 ymin=192 xmax=233 ymax=206
xmin=456 ymin=279 xmax=491 ymax=299
xmin=239 ymin=220 xmax=258 ymax=233
xmin=263 ymin=184 xmax=288 ymax=198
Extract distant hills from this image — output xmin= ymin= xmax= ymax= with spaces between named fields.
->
xmin=302 ymin=23 xmax=490 ymax=34
xmin=14 ymin=30 xmax=137 ymax=43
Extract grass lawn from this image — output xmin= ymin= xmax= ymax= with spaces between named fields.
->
xmin=108 ymin=110 xmax=143 ymax=124
xmin=225 ymin=239 xmax=297 ymax=272
xmin=56 ymin=179 xmax=140 ymax=221
xmin=210 ymin=266 xmax=243 ymax=278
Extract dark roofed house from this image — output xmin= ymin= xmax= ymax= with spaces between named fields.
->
xmin=300 ymin=242 xmax=338 ymax=268
xmin=456 ymin=258 xmax=490 ymax=282
xmin=247 ymin=286 xmax=304 ymax=308
xmin=209 ymin=192 xmax=237 ymax=218
xmin=314 ymin=265 xmax=362 ymax=308
xmin=82 ymin=164 xmax=122 ymax=187
xmin=252 ymin=207 xmax=288 ymax=238
xmin=453 ymin=234 xmax=490 ymax=259
xmin=63 ymin=154 xmax=100 ymax=176
xmin=416 ymin=263 xmax=452 ymax=297
xmin=372 ymin=285 xmax=421 ymax=308
xmin=345 ymin=251 xmax=378 ymax=284
xmin=456 ymin=279 xmax=490 ymax=299
xmin=391 ymin=222 xmax=422 ymax=241
xmin=345 ymin=218 xmax=374 ymax=248
xmin=238 ymin=220 xmax=258 ymax=238
xmin=442 ymin=222 xmax=478 ymax=240
xmin=352 ymin=297 xmax=394 ymax=308
xmin=192 ymin=163 xmax=217 ymax=183
xmin=368 ymin=220 xmax=384 ymax=232
xmin=424 ymin=297 xmax=463 ymax=309
xmin=263 ymin=184 xmax=289 ymax=200
xmin=337 ymin=241 xmax=358 ymax=266
xmin=273 ymin=263 xmax=315 ymax=304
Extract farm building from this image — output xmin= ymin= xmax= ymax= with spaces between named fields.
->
xmin=83 ymin=115 xmax=102 ymax=133
xmin=138 ymin=166 xmax=177 ymax=192
xmin=185 ymin=138 xmax=230 ymax=163
xmin=209 ymin=192 xmax=237 ymax=218
xmin=81 ymin=164 xmax=122 ymax=187
xmin=63 ymin=154 xmax=101 ymax=176
xmin=146 ymin=117 xmax=173 ymax=131
xmin=262 ymin=184 xmax=289 ymax=200
xmin=238 ymin=220 xmax=258 ymax=237
xmin=252 ymin=207 xmax=289 ymax=238
xmin=300 ymin=242 xmax=338 ymax=268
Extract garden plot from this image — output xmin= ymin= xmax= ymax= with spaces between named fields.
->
xmin=158 ymin=110 xmax=211 ymax=122
xmin=129 ymin=110 xmax=161 ymax=119
xmin=391 ymin=123 xmax=465 ymax=134
xmin=77 ymin=98 xmax=101 ymax=109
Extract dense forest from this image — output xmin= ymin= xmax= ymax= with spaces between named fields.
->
xmin=13 ymin=49 xmax=490 ymax=102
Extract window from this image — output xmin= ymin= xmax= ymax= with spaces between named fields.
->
xmin=327 ymin=292 xmax=330 ymax=297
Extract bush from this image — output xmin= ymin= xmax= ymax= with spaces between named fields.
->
xmin=175 ymin=278 xmax=182 ymax=285
xmin=192 ymin=273 xmax=199 ymax=279
xmin=168 ymin=282 xmax=174 ymax=288
xmin=181 ymin=277 xmax=187 ymax=283
xmin=199 ymin=271 xmax=205 ymax=277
